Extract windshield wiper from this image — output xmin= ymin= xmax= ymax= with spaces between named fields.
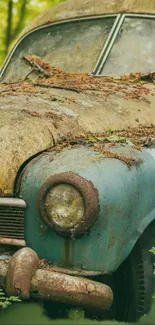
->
xmin=23 ymin=54 xmax=51 ymax=79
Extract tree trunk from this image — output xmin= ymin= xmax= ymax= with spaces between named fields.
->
xmin=5 ymin=0 xmax=13 ymax=55
xmin=12 ymin=0 xmax=28 ymax=41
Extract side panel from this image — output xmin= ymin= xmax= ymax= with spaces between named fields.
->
xmin=19 ymin=146 xmax=155 ymax=273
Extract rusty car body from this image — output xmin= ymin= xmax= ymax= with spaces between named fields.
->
xmin=1 ymin=0 xmax=155 ymax=321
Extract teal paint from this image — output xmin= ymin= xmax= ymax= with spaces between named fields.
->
xmin=19 ymin=145 xmax=155 ymax=273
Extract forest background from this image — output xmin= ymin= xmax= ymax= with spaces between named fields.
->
xmin=0 ymin=0 xmax=65 ymax=67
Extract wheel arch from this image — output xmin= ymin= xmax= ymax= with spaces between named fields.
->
xmin=134 ymin=208 xmax=155 ymax=250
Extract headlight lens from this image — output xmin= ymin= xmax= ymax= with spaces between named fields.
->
xmin=39 ymin=172 xmax=99 ymax=238
xmin=45 ymin=184 xmax=84 ymax=229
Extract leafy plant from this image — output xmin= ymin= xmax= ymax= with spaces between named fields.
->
xmin=149 ymin=247 xmax=155 ymax=276
xmin=105 ymin=135 xmax=134 ymax=146
xmin=150 ymin=247 xmax=155 ymax=255
xmin=0 ymin=288 xmax=21 ymax=310
xmin=107 ymin=128 xmax=114 ymax=134
xmin=68 ymin=307 xmax=85 ymax=320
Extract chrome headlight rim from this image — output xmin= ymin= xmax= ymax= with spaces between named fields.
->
xmin=38 ymin=172 xmax=99 ymax=238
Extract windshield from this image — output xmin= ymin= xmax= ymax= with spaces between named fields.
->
xmin=3 ymin=17 xmax=115 ymax=82
xmin=101 ymin=17 xmax=155 ymax=76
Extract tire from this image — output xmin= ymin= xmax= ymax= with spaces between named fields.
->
xmin=110 ymin=221 xmax=155 ymax=322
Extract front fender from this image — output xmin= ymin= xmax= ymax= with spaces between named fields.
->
xmin=17 ymin=145 xmax=155 ymax=273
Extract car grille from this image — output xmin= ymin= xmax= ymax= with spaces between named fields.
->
xmin=0 ymin=206 xmax=25 ymax=239
xmin=0 ymin=198 xmax=26 ymax=241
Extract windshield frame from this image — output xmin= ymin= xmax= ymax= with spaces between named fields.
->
xmin=96 ymin=13 xmax=155 ymax=76
xmin=0 ymin=14 xmax=118 ymax=80
xmin=1 ymin=13 xmax=155 ymax=80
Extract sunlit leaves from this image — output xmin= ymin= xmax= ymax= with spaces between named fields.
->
xmin=0 ymin=0 xmax=66 ymax=66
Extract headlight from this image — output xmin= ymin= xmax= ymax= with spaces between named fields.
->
xmin=46 ymin=184 xmax=84 ymax=228
xmin=39 ymin=172 xmax=99 ymax=238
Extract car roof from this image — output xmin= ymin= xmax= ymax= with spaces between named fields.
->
xmin=20 ymin=0 xmax=155 ymax=37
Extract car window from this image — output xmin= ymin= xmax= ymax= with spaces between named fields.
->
xmin=3 ymin=17 xmax=115 ymax=82
xmin=101 ymin=17 xmax=155 ymax=76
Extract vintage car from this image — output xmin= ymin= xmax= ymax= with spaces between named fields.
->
xmin=1 ymin=0 xmax=155 ymax=322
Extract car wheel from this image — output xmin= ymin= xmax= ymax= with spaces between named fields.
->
xmin=110 ymin=225 xmax=155 ymax=322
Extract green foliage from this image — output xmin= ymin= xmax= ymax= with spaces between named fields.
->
xmin=68 ymin=308 xmax=85 ymax=320
xmin=0 ymin=288 xmax=21 ymax=311
xmin=150 ymin=247 xmax=155 ymax=255
xmin=107 ymin=128 xmax=114 ymax=134
xmin=0 ymin=0 xmax=66 ymax=67
xmin=104 ymin=135 xmax=134 ymax=146
xmin=150 ymin=247 xmax=155 ymax=275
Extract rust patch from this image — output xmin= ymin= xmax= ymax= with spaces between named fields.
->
xmin=6 ymin=247 xmax=39 ymax=299
xmin=38 ymin=172 xmax=100 ymax=239
xmin=40 ymin=224 xmax=46 ymax=237
xmin=71 ymin=241 xmax=75 ymax=265
xmin=63 ymin=239 xmax=70 ymax=267
xmin=30 ymin=268 xmax=113 ymax=311
xmin=93 ymin=147 xmax=142 ymax=168
xmin=22 ymin=109 xmax=41 ymax=118
xmin=45 ymin=111 xmax=63 ymax=121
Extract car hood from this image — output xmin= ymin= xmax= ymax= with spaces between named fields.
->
xmin=1 ymin=72 xmax=155 ymax=194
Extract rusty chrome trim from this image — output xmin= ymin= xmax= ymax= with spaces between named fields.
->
xmin=92 ymin=13 xmax=121 ymax=75
xmin=0 ymin=238 xmax=26 ymax=247
xmin=96 ymin=14 xmax=125 ymax=75
xmin=38 ymin=172 xmax=99 ymax=239
xmin=124 ymin=13 xmax=155 ymax=19
xmin=0 ymin=198 xmax=26 ymax=208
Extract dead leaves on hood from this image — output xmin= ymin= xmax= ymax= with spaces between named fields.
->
xmin=28 ymin=56 xmax=155 ymax=103
xmin=52 ymin=125 xmax=155 ymax=149
xmin=0 ymin=81 xmax=44 ymax=97
xmin=15 ymin=55 xmax=155 ymax=103
xmin=1 ymin=55 xmax=155 ymax=104
xmin=47 ymin=126 xmax=155 ymax=168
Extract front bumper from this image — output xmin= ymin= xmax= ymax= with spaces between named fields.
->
xmin=0 ymin=248 xmax=113 ymax=312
